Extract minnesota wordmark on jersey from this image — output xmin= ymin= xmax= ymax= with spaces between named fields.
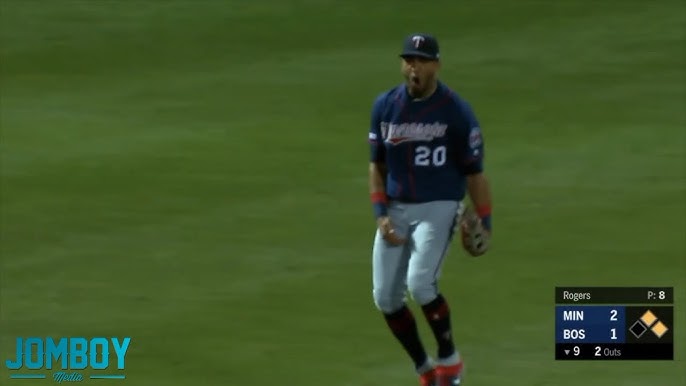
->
xmin=378 ymin=121 xmax=448 ymax=145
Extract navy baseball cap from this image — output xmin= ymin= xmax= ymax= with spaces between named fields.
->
xmin=400 ymin=33 xmax=440 ymax=60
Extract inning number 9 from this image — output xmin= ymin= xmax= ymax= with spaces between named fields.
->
xmin=415 ymin=145 xmax=446 ymax=166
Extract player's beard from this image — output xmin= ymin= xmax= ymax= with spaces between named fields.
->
xmin=406 ymin=74 xmax=434 ymax=99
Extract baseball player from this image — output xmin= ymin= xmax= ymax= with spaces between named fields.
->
xmin=368 ymin=33 xmax=493 ymax=386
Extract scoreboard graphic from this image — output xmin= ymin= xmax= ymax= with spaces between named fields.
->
xmin=555 ymin=287 xmax=674 ymax=360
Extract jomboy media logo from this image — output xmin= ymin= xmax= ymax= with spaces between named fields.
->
xmin=5 ymin=337 xmax=130 ymax=382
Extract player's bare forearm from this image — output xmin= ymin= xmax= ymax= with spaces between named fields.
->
xmin=466 ymin=173 xmax=491 ymax=209
xmin=369 ymin=162 xmax=387 ymax=194
xmin=466 ymin=172 xmax=493 ymax=231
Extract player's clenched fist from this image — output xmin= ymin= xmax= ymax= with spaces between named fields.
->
xmin=377 ymin=216 xmax=406 ymax=246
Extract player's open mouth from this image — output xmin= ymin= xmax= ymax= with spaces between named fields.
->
xmin=411 ymin=75 xmax=420 ymax=85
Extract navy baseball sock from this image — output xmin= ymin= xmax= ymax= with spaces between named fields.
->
xmin=384 ymin=306 xmax=428 ymax=370
xmin=421 ymin=294 xmax=456 ymax=359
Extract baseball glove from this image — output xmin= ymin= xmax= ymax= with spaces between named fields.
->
xmin=459 ymin=206 xmax=490 ymax=257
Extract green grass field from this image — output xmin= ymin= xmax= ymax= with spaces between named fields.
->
xmin=1 ymin=1 xmax=685 ymax=385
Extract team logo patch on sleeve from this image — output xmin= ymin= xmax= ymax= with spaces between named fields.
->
xmin=469 ymin=127 xmax=482 ymax=149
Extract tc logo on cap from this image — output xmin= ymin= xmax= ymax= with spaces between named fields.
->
xmin=412 ymin=35 xmax=425 ymax=48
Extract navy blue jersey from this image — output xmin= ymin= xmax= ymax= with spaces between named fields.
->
xmin=368 ymin=81 xmax=484 ymax=203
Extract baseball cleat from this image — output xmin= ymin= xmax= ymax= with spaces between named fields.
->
xmin=436 ymin=361 xmax=463 ymax=386
xmin=419 ymin=368 xmax=437 ymax=386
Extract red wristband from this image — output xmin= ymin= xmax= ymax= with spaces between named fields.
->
xmin=476 ymin=205 xmax=492 ymax=231
xmin=476 ymin=205 xmax=492 ymax=218
xmin=370 ymin=192 xmax=388 ymax=204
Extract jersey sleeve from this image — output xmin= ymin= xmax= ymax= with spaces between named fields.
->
xmin=455 ymin=100 xmax=485 ymax=175
xmin=368 ymin=95 xmax=386 ymax=163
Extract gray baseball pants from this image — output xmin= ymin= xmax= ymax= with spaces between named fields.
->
xmin=372 ymin=200 xmax=463 ymax=313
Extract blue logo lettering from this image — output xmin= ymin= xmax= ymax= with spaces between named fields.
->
xmin=5 ymin=337 xmax=130 ymax=381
